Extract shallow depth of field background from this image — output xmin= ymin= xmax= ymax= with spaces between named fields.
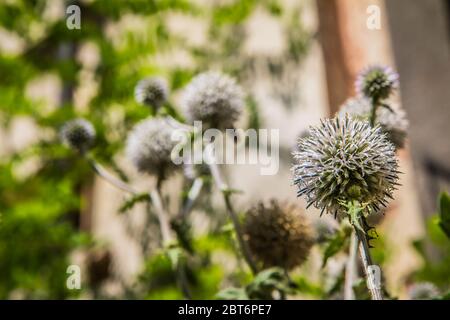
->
xmin=0 ymin=0 xmax=449 ymax=299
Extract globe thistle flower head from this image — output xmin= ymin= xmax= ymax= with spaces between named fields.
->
xmin=134 ymin=77 xmax=168 ymax=110
xmin=292 ymin=129 xmax=311 ymax=154
xmin=182 ymin=71 xmax=244 ymax=130
xmin=355 ymin=65 xmax=399 ymax=101
xmin=292 ymin=116 xmax=399 ymax=218
xmin=60 ymin=118 xmax=96 ymax=153
xmin=408 ymin=282 xmax=440 ymax=300
xmin=126 ymin=117 xmax=180 ymax=177
xmin=243 ymin=200 xmax=314 ymax=270
xmin=339 ymin=97 xmax=409 ymax=149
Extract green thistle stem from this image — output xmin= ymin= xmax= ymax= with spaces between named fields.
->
xmin=150 ymin=182 xmax=192 ymax=300
xmin=149 ymin=188 xmax=172 ymax=247
xmin=87 ymin=157 xmax=136 ymax=194
xmin=369 ymin=97 xmax=379 ymax=127
xmin=346 ymin=201 xmax=383 ymax=300
xmin=206 ymin=145 xmax=258 ymax=275
xmin=85 ymin=157 xmax=192 ymax=299
xmin=178 ymin=177 xmax=204 ymax=218
xmin=344 ymin=231 xmax=358 ymax=300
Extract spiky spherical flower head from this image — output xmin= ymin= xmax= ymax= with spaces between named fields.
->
xmin=408 ymin=282 xmax=440 ymax=300
xmin=126 ymin=117 xmax=180 ymax=177
xmin=339 ymin=97 xmax=409 ymax=149
xmin=356 ymin=65 xmax=399 ymax=101
xmin=182 ymin=71 xmax=244 ymax=130
xmin=243 ymin=200 xmax=314 ymax=270
xmin=60 ymin=118 xmax=95 ymax=153
xmin=134 ymin=77 xmax=168 ymax=110
xmin=292 ymin=116 xmax=399 ymax=218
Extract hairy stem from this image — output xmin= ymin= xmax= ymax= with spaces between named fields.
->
xmin=87 ymin=158 xmax=144 ymax=247
xmin=354 ymin=219 xmax=383 ymax=300
xmin=205 ymin=145 xmax=258 ymax=275
xmin=369 ymin=97 xmax=379 ymax=127
xmin=85 ymin=157 xmax=191 ymax=298
xmin=344 ymin=231 xmax=358 ymax=300
xmin=176 ymin=260 xmax=192 ymax=300
xmin=178 ymin=177 xmax=204 ymax=218
xmin=87 ymin=157 xmax=136 ymax=194
xmin=150 ymin=181 xmax=192 ymax=300
xmin=149 ymin=189 xmax=172 ymax=247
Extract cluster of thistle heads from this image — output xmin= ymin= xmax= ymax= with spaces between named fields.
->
xmin=60 ymin=71 xmax=245 ymax=174
xmin=338 ymin=97 xmax=408 ymax=149
xmin=60 ymin=65 xmax=406 ymax=271
xmin=292 ymin=65 xmax=404 ymax=222
xmin=342 ymin=65 xmax=408 ymax=150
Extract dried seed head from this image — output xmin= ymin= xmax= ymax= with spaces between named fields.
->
xmin=243 ymin=200 xmax=314 ymax=270
xmin=182 ymin=71 xmax=244 ymax=130
xmin=292 ymin=116 xmax=399 ymax=218
xmin=60 ymin=118 xmax=96 ymax=153
xmin=134 ymin=77 xmax=168 ymax=110
xmin=408 ymin=282 xmax=440 ymax=300
xmin=356 ymin=65 xmax=399 ymax=101
xmin=339 ymin=97 xmax=409 ymax=149
xmin=126 ymin=117 xmax=181 ymax=177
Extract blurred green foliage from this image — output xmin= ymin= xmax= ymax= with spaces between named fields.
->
xmin=0 ymin=0 xmax=312 ymax=299
xmin=412 ymin=192 xmax=450 ymax=291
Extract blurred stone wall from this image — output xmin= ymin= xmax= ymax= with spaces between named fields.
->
xmin=386 ymin=0 xmax=450 ymax=217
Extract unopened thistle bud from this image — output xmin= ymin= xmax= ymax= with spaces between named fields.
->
xmin=126 ymin=117 xmax=180 ymax=177
xmin=339 ymin=97 xmax=408 ymax=149
xmin=134 ymin=77 xmax=168 ymax=110
xmin=60 ymin=118 xmax=96 ymax=153
xmin=292 ymin=116 xmax=399 ymax=218
xmin=182 ymin=71 xmax=244 ymax=130
xmin=243 ymin=200 xmax=314 ymax=270
xmin=356 ymin=65 xmax=399 ymax=101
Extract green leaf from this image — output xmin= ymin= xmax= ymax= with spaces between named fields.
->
xmin=321 ymin=227 xmax=351 ymax=268
xmin=246 ymin=267 xmax=292 ymax=299
xmin=352 ymin=278 xmax=371 ymax=300
xmin=170 ymin=218 xmax=194 ymax=254
xmin=438 ymin=291 xmax=450 ymax=300
xmin=246 ymin=96 xmax=262 ymax=131
xmin=412 ymin=239 xmax=426 ymax=259
xmin=222 ymin=188 xmax=243 ymax=197
xmin=251 ymin=267 xmax=284 ymax=286
xmin=264 ymin=0 xmax=282 ymax=16
xmin=216 ymin=287 xmax=248 ymax=300
xmin=438 ymin=192 xmax=450 ymax=239
xmin=119 ymin=193 xmax=149 ymax=213
xmin=294 ymin=276 xmax=324 ymax=297
xmin=166 ymin=245 xmax=184 ymax=269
